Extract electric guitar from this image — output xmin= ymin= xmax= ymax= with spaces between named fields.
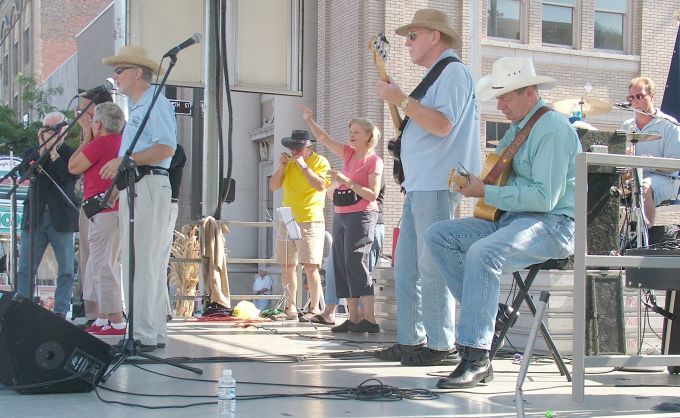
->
xmin=369 ymin=33 xmax=405 ymax=185
xmin=448 ymin=154 xmax=512 ymax=222
xmin=369 ymin=33 xmax=402 ymax=131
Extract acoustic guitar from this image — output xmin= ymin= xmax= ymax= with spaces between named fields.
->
xmin=448 ymin=106 xmax=552 ymax=222
xmin=448 ymin=154 xmax=512 ymax=222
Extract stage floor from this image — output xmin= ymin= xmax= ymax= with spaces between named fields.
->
xmin=3 ymin=316 xmax=680 ymax=418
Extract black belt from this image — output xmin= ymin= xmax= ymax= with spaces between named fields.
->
xmin=138 ymin=166 xmax=169 ymax=177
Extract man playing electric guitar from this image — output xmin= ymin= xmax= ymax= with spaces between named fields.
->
xmin=425 ymin=56 xmax=581 ymax=389
xmin=373 ymin=9 xmax=481 ymax=367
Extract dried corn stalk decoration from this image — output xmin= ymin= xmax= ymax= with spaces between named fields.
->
xmin=169 ymin=225 xmax=200 ymax=316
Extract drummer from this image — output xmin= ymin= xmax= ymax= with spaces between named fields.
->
xmin=622 ymin=76 xmax=680 ymax=225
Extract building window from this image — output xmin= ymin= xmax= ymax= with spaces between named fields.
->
xmin=486 ymin=121 xmax=510 ymax=149
xmin=542 ymin=0 xmax=576 ymax=46
xmin=594 ymin=0 xmax=626 ymax=51
xmin=12 ymin=42 xmax=18 ymax=77
xmin=23 ymin=27 xmax=29 ymax=64
xmin=3 ymin=54 xmax=8 ymax=86
xmin=487 ymin=0 xmax=521 ymax=41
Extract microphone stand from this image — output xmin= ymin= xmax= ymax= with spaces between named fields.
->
xmin=614 ymin=104 xmax=680 ymax=127
xmin=100 ymin=53 xmax=202 ymax=381
xmin=2 ymin=118 xmax=83 ymax=304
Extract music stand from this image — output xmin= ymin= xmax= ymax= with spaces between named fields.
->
xmin=100 ymin=53 xmax=201 ymax=381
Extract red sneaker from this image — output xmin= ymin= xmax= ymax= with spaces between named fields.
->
xmin=84 ymin=323 xmax=108 ymax=334
xmin=94 ymin=324 xmax=127 ymax=336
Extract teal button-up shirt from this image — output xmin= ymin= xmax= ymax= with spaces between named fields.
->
xmin=484 ymin=99 xmax=581 ymax=219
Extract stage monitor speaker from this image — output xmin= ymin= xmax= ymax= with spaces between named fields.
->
xmin=586 ymin=273 xmax=626 ymax=355
xmin=0 ymin=291 xmax=114 ymax=394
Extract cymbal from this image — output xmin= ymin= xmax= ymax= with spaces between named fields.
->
xmin=626 ymin=132 xmax=661 ymax=142
xmin=552 ymin=97 xmax=612 ymax=117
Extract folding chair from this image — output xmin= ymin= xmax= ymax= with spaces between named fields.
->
xmin=490 ymin=260 xmax=572 ymax=382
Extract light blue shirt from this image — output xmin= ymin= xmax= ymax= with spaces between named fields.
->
xmin=484 ymin=99 xmax=581 ymax=218
xmin=120 ymin=86 xmax=177 ymax=169
xmin=622 ymin=109 xmax=680 ymax=177
xmin=401 ymin=50 xmax=482 ymax=191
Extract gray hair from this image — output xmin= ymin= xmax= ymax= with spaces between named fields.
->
xmin=141 ymin=67 xmax=153 ymax=82
xmin=93 ymin=102 xmax=125 ymax=134
xmin=43 ymin=111 xmax=66 ymax=124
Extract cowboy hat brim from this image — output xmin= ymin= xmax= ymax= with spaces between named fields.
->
xmin=281 ymin=137 xmax=317 ymax=149
xmin=476 ymin=74 xmax=557 ymax=102
xmin=395 ymin=23 xmax=462 ymax=49
xmin=102 ymin=52 xmax=166 ymax=75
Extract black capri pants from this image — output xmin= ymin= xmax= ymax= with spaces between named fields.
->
xmin=332 ymin=210 xmax=378 ymax=298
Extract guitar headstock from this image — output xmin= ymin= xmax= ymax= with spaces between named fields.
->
xmin=368 ymin=33 xmax=390 ymax=82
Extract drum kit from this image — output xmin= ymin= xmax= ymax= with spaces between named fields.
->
xmin=552 ymin=95 xmax=664 ymax=250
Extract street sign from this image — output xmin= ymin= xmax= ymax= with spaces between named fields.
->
xmin=170 ymin=99 xmax=192 ymax=116
xmin=0 ymin=156 xmax=27 ymax=234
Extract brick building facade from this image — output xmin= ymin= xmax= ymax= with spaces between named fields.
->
xmin=315 ymin=0 xmax=680 ymax=252
xmin=0 ymin=0 xmax=110 ymax=117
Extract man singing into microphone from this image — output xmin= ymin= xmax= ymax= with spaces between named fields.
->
xmin=622 ymin=76 xmax=680 ymax=225
xmin=100 ymin=46 xmax=176 ymax=352
xmin=16 ymin=112 xmax=79 ymax=319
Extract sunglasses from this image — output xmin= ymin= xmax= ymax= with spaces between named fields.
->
xmin=626 ymin=93 xmax=649 ymax=101
xmin=113 ymin=66 xmax=137 ymax=75
xmin=407 ymin=31 xmax=428 ymax=41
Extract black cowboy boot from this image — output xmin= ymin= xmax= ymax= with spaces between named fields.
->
xmin=436 ymin=346 xmax=493 ymax=389
xmin=492 ymin=303 xmax=519 ymax=349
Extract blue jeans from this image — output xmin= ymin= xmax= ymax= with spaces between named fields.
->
xmin=394 ymin=190 xmax=461 ymax=351
xmin=426 ymin=211 xmax=575 ymax=350
xmin=16 ymin=211 xmax=75 ymax=314
xmin=369 ymin=223 xmax=385 ymax=271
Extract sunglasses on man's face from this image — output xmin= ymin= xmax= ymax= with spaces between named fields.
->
xmin=626 ymin=93 xmax=649 ymax=101
xmin=407 ymin=31 xmax=429 ymax=41
xmin=113 ymin=66 xmax=137 ymax=75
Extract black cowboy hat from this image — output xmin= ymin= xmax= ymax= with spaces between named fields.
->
xmin=281 ymin=129 xmax=316 ymax=150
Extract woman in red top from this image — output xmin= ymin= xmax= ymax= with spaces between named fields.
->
xmin=68 ymin=102 xmax=125 ymax=336
xmin=299 ymin=104 xmax=383 ymax=333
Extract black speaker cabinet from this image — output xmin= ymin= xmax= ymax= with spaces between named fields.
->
xmin=586 ymin=273 xmax=626 ymax=355
xmin=0 ymin=291 xmax=114 ymax=394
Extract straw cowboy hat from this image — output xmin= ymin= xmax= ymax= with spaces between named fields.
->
xmin=476 ymin=57 xmax=556 ymax=102
xmin=395 ymin=9 xmax=462 ymax=49
xmin=281 ymin=129 xmax=316 ymax=150
xmin=102 ymin=46 xmax=165 ymax=75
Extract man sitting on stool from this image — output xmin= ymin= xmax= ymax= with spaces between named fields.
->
xmin=425 ymin=57 xmax=580 ymax=389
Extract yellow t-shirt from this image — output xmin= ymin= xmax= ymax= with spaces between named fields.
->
xmin=282 ymin=152 xmax=331 ymax=222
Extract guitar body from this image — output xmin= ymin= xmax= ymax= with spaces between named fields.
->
xmin=474 ymin=153 xmax=512 ymax=221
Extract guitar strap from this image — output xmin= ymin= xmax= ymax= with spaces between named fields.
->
xmin=484 ymin=106 xmax=552 ymax=184
xmin=398 ymin=55 xmax=460 ymax=132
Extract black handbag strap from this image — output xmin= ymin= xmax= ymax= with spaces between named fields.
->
xmin=399 ymin=55 xmax=461 ymax=132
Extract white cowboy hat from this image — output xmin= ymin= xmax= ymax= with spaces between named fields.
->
xmin=395 ymin=9 xmax=462 ymax=49
xmin=102 ymin=46 xmax=165 ymax=75
xmin=476 ymin=57 xmax=556 ymax=102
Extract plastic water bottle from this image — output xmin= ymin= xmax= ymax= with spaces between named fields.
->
xmin=217 ymin=369 xmax=236 ymax=417
xmin=194 ymin=296 xmax=203 ymax=317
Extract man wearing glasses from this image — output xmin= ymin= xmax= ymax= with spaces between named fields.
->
xmin=16 ymin=112 xmax=79 ymax=319
xmin=100 ymin=46 xmax=176 ymax=352
xmin=622 ymin=77 xmax=680 ymax=226
xmin=375 ymin=9 xmax=481 ymax=366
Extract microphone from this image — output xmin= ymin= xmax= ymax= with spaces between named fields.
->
xmin=163 ymin=33 xmax=202 ymax=57
xmin=78 ymin=79 xmax=115 ymax=97
xmin=614 ymin=102 xmax=631 ymax=109
xmin=46 ymin=121 xmax=69 ymax=132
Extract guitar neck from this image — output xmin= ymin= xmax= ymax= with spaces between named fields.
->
xmin=373 ymin=51 xmax=403 ymax=132
xmin=377 ymin=69 xmax=403 ymax=132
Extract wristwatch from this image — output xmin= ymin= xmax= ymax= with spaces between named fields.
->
xmin=398 ymin=97 xmax=411 ymax=110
